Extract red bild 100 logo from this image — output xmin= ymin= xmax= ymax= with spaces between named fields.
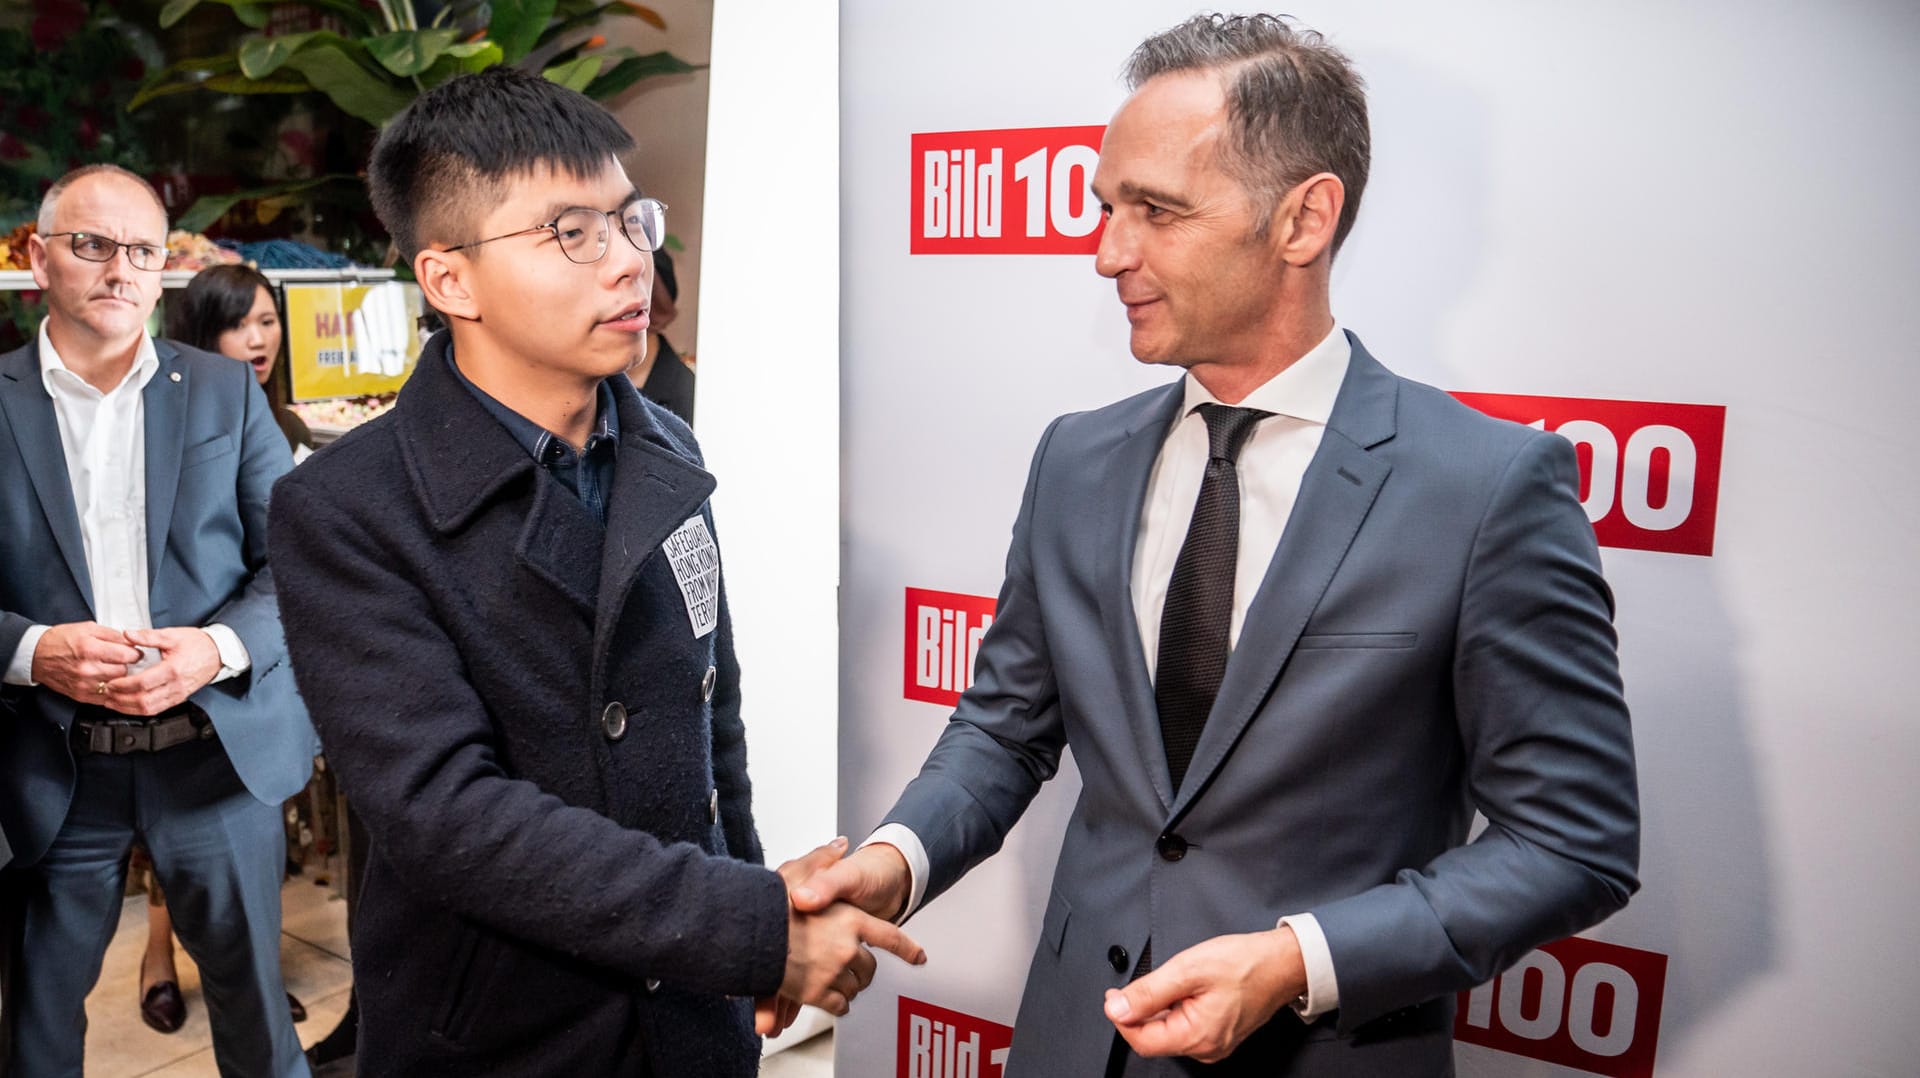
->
xmin=904 ymin=588 xmax=997 ymax=707
xmin=1452 ymin=394 xmax=1726 ymax=557
xmin=897 ymin=996 xmax=1012 ymax=1078
xmin=1455 ymin=936 xmax=1669 ymax=1077
xmin=911 ymin=126 xmax=1106 ymax=254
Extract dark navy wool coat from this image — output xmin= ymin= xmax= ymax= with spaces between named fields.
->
xmin=269 ymin=334 xmax=786 ymax=1077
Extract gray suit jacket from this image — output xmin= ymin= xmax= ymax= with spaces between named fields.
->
xmin=0 ymin=338 xmax=316 ymax=868
xmin=884 ymin=334 xmax=1639 ymax=1076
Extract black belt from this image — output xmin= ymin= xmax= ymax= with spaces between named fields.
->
xmin=71 ymin=704 xmax=215 ymax=756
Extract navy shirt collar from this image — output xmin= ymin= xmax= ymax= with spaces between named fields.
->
xmin=445 ymin=349 xmax=620 ymax=523
xmin=445 ymin=350 xmax=619 ymax=460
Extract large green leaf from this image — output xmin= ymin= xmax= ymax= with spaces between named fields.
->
xmin=175 ymin=175 xmax=356 ymax=234
xmin=541 ymin=55 xmax=603 ymax=92
xmin=282 ymin=44 xmax=414 ymax=125
xmin=583 ymin=50 xmax=699 ymax=100
xmin=366 ymin=28 xmax=462 ymax=77
xmin=160 ymin=0 xmax=269 ymax=29
xmin=488 ymin=0 xmax=558 ymax=64
xmin=445 ymin=40 xmax=500 ymax=60
xmin=203 ymin=71 xmax=316 ymax=95
xmin=238 ymin=31 xmax=329 ymax=79
xmin=128 ymin=52 xmax=241 ymax=110
xmin=421 ymin=40 xmax=505 ymax=86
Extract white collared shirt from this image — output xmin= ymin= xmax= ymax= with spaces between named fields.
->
xmin=4 ymin=320 xmax=248 ymax=686
xmin=868 ymin=324 xmax=1351 ymax=1020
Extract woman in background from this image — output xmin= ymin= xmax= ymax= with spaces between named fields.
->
xmin=124 ymin=265 xmax=309 ymax=1034
xmin=170 ymin=263 xmax=313 ymax=460
xmin=625 ymin=244 xmax=696 ymax=425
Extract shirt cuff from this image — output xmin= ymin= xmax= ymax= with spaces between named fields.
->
xmin=860 ymin=823 xmax=930 ymax=924
xmin=201 ymin=624 xmax=251 ymax=684
xmin=5 ymin=625 xmax=50 ymax=686
xmin=1279 ymin=912 xmax=1340 ymax=1019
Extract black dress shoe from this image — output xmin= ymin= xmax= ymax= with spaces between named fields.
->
xmin=140 ymin=980 xmax=186 ymax=1034
xmin=288 ymin=991 xmax=308 ymax=1022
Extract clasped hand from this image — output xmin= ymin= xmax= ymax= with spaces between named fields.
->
xmin=31 ymin=621 xmax=221 ymax=716
xmin=754 ymin=838 xmax=923 ymax=1036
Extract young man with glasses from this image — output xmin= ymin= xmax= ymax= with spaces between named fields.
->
xmin=0 ymin=164 xmax=316 ymax=1077
xmin=266 ymin=68 xmax=921 ymax=1078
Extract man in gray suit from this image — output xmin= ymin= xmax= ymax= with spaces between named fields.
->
xmin=0 ymin=165 xmax=314 ymax=1077
xmin=791 ymin=15 xmax=1639 ymax=1075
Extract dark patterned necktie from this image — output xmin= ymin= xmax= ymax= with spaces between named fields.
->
xmin=1154 ymin=402 xmax=1271 ymax=792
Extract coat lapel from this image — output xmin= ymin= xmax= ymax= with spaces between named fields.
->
xmin=1170 ymin=336 xmax=1399 ymax=818
xmin=0 ymin=344 xmax=94 ymax=611
xmin=143 ymin=342 xmax=186 ymax=587
xmin=1097 ymin=382 xmax=1186 ymax=812
xmin=590 ymin=382 xmax=716 ymax=676
xmin=397 ymin=334 xmax=579 ymax=608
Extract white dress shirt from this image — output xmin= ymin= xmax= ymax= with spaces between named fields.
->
xmin=4 ymin=320 xmax=249 ymax=687
xmin=869 ymin=325 xmax=1351 ymax=1019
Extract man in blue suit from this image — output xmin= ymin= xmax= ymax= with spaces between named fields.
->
xmin=791 ymin=15 xmax=1640 ymax=1076
xmin=0 ymin=165 xmax=314 ymax=1077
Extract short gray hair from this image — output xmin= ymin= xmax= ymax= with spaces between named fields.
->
xmin=38 ymin=164 xmax=169 ymax=235
xmin=1126 ymin=13 xmax=1370 ymax=253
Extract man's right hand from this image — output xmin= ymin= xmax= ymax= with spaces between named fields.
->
xmin=789 ymin=842 xmax=913 ymax=922
xmin=30 ymin=622 xmax=142 ymax=703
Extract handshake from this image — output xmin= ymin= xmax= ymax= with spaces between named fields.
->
xmin=754 ymin=836 xmax=923 ymax=1036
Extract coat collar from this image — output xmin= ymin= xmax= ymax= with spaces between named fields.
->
xmin=394 ymin=333 xmax=718 ymax=622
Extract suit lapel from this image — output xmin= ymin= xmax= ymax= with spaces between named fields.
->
xmin=0 ymin=344 xmax=94 ymax=611
xmin=1097 ymin=383 xmax=1186 ymax=812
xmin=1170 ymin=337 xmax=1399 ymax=818
xmin=143 ymin=342 xmax=186 ymax=588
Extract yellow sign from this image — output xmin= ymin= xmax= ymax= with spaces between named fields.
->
xmin=285 ymin=282 xmax=424 ymax=401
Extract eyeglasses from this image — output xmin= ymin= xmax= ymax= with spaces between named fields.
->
xmin=43 ymin=231 xmax=167 ymax=272
xmin=445 ymin=198 xmax=668 ymax=264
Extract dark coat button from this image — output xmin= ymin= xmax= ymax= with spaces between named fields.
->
xmin=644 ymin=977 xmax=661 ymax=993
xmin=1107 ymin=945 xmax=1130 ymax=973
xmin=601 ymin=701 xmax=628 ymax=741
xmin=1156 ymin=833 xmax=1188 ymax=862
xmin=700 ymin=665 xmax=717 ymax=702
xmin=708 ymin=787 xmax=720 ymax=825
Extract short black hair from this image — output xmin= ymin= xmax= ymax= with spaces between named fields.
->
xmin=368 ymin=66 xmax=636 ymax=261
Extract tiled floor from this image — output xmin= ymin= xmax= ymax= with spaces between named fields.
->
xmin=82 ymin=864 xmax=355 ymax=1077
xmin=77 ymin=858 xmax=835 ymax=1076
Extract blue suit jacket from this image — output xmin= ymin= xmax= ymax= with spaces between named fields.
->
xmin=0 ymin=337 xmax=316 ymax=868
xmin=884 ymin=334 xmax=1640 ymax=1076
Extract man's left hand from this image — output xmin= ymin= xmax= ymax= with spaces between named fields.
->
xmin=1103 ymin=926 xmax=1307 ymax=1064
xmin=102 ymin=627 xmax=222 ymax=716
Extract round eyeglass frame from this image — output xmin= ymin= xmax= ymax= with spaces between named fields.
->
xmin=443 ymin=198 xmax=667 ymax=264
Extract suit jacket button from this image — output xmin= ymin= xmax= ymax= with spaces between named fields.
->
xmin=1107 ymin=945 xmax=1130 ymax=974
xmin=700 ymin=665 xmax=717 ymax=702
xmin=1156 ymin=833 xmax=1188 ymax=862
xmin=645 ymin=978 xmax=662 ymax=994
xmin=601 ymin=702 xmax=628 ymax=741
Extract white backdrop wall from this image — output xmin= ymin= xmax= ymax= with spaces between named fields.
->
xmin=838 ymin=3 xmax=1920 ymax=1076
